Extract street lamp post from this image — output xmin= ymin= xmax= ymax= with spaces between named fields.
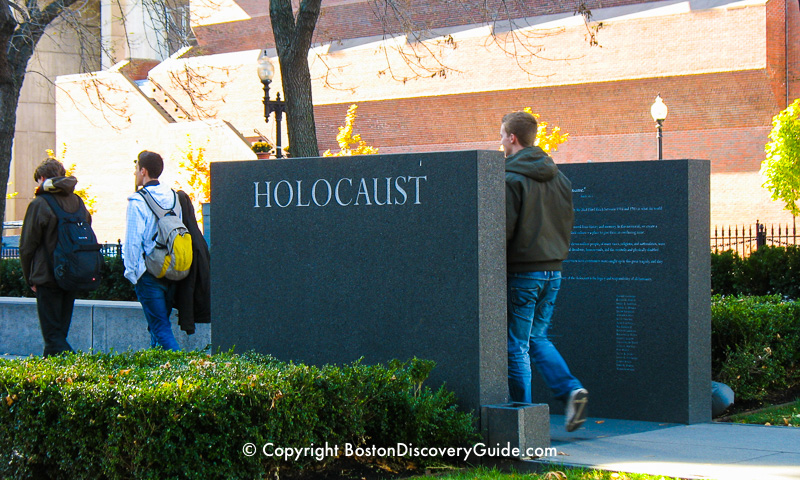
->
xmin=257 ymin=50 xmax=287 ymax=158
xmin=650 ymin=94 xmax=668 ymax=160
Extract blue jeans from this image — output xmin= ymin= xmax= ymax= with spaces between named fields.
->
xmin=135 ymin=272 xmax=180 ymax=351
xmin=507 ymin=271 xmax=582 ymax=403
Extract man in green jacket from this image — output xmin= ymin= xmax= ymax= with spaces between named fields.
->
xmin=19 ymin=158 xmax=90 ymax=356
xmin=502 ymin=111 xmax=588 ymax=432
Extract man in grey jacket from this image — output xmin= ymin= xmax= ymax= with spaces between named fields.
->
xmin=502 ymin=111 xmax=588 ymax=432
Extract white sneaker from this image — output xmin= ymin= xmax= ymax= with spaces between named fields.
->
xmin=565 ymin=388 xmax=589 ymax=432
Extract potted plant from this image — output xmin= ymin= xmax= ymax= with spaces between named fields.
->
xmin=252 ymin=140 xmax=273 ymax=159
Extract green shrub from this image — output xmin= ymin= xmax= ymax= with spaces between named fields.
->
xmin=0 ymin=351 xmax=478 ymax=479
xmin=712 ymin=246 xmax=800 ymax=298
xmin=0 ymin=257 xmax=135 ymax=301
xmin=712 ymin=295 xmax=800 ymax=403
xmin=738 ymin=246 xmax=800 ymax=297
xmin=0 ymin=258 xmax=33 ymax=297
xmin=711 ymin=250 xmax=741 ymax=296
xmin=85 ymin=255 xmax=136 ymax=301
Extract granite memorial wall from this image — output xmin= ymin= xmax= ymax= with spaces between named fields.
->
xmin=211 ymin=153 xmax=710 ymax=423
xmin=211 ymin=151 xmax=508 ymax=414
xmin=532 ymin=160 xmax=711 ymax=424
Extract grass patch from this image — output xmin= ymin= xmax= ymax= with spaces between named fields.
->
xmin=406 ymin=466 xmax=683 ymax=479
xmin=725 ymin=399 xmax=800 ymax=427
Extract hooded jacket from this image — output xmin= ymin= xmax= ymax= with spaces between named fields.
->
xmin=19 ymin=176 xmax=89 ymax=286
xmin=505 ymin=146 xmax=574 ymax=272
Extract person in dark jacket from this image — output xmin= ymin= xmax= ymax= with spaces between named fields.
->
xmin=502 ymin=111 xmax=589 ymax=432
xmin=174 ymin=190 xmax=210 ymax=334
xmin=19 ymin=158 xmax=90 ymax=357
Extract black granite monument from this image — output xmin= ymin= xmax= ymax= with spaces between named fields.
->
xmin=211 ymin=154 xmax=711 ymax=424
xmin=211 ymin=151 xmax=508 ymax=414
xmin=531 ymin=159 xmax=711 ymax=424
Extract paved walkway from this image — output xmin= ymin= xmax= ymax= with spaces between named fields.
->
xmin=532 ymin=415 xmax=800 ymax=480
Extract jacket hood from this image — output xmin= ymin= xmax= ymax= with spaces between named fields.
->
xmin=35 ymin=176 xmax=77 ymax=195
xmin=505 ymin=146 xmax=558 ymax=182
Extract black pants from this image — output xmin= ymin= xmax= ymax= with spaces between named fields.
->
xmin=35 ymin=284 xmax=76 ymax=357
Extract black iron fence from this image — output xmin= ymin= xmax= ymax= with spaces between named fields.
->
xmin=0 ymin=241 xmax=123 ymax=260
xmin=712 ymin=221 xmax=798 ymax=257
xmin=0 ymin=229 xmax=796 ymax=260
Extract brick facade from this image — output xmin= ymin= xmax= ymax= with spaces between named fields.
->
xmin=791 ymin=0 xmax=800 ymax=100
xmin=191 ymin=0 xmax=666 ymax=55
xmin=314 ymin=71 xmax=780 ymax=171
xmin=53 ymin=0 xmax=800 ymax=233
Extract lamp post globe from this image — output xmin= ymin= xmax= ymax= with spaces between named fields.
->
xmin=650 ymin=95 xmax=668 ymax=160
xmin=650 ymin=94 xmax=668 ymax=123
xmin=257 ymin=50 xmax=274 ymax=83
xmin=257 ymin=50 xmax=286 ymax=158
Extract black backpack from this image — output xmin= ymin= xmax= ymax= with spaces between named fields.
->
xmin=41 ymin=194 xmax=104 ymax=291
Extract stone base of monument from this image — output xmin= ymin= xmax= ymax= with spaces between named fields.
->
xmin=480 ymin=403 xmax=550 ymax=460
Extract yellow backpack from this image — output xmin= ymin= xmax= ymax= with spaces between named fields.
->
xmin=138 ymin=188 xmax=193 ymax=281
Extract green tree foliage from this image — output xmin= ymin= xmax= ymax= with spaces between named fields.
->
xmin=761 ymin=98 xmax=800 ymax=216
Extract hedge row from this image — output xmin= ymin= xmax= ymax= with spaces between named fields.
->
xmin=0 ymin=350 xmax=477 ymax=479
xmin=712 ymin=246 xmax=800 ymax=298
xmin=0 ymin=257 xmax=135 ymax=301
xmin=712 ymin=295 xmax=800 ymax=404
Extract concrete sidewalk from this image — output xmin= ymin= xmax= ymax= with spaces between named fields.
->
xmin=532 ymin=415 xmax=800 ymax=480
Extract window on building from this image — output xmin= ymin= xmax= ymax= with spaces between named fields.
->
xmin=164 ymin=0 xmax=195 ymax=55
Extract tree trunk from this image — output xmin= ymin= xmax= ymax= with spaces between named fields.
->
xmin=0 ymin=0 xmax=19 ymax=222
xmin=0 ymin=81 xmax=22 ymax=222
xmin=270 ymin=0 xmax=321 ymax=159
xmin=0 ymin=0 xmax=79 ymax=221
xmin=281 ymin=53 xmax=318 ymax=159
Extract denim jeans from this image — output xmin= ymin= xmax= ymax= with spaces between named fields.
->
xmin=134 ymin=272 xmax=180 ymax=351
xmin=507 ymin=271 xmax=583 ymax=403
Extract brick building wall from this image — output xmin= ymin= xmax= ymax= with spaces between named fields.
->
xmin=207 ymin=0 xmax=798 ymax=227
xmin=191 ymin=0 xmax=666 ymax=55
xmin=791 ymin=0 xmax=800 ymax=100
xmin=53 ymin=0 xmax=800 ymax=231
xmin=313 ymin=71 xmax=780 ymax=162
xmin=299 ymin=0 xmax=798 ymax=228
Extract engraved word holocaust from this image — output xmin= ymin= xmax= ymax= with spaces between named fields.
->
xmin=253 ymin=176 xmax=428 ymax=208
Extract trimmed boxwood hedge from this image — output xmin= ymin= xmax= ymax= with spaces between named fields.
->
xmin=0 ymin=350 xmax=478 ymax=479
